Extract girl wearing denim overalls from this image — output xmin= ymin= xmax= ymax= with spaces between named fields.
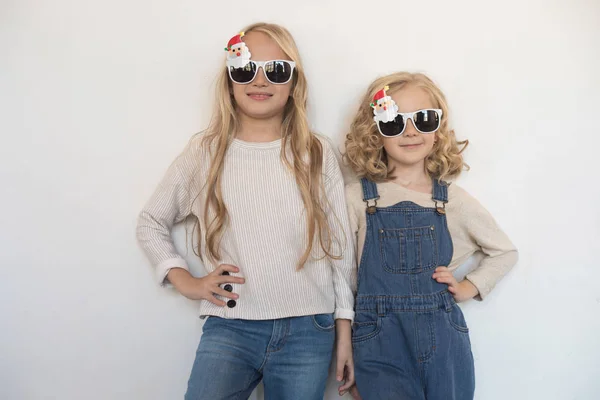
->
xmin=137 ymin=23 xmax=356 ymax=399
xmin=344 ymin=72 xmax=518 ymax=400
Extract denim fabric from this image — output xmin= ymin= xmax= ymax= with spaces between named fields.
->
xmin=185 ymin=314 xmax=335 ymax=400
xmin=353 ymin=178 xmax=475 ymax=400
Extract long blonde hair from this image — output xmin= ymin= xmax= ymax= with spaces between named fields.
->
xmin=198 ymin=22 xmax=339 ymax=268
xmin=344 ymin=72 xmax=468 ymax=182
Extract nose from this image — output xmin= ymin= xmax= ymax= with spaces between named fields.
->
xmin=252 ymin=67 xmax=268 ymax=87
xmin=403 ymin=118 xmax=419 ymax=137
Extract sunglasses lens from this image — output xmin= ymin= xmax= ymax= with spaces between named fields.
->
xmin=378 ymin=115 xmax=405 ymax=137
xmin=229 ymin=62 xmax=257 ymax=84
xmin=264 ymin=61 xmax=294 ymax=83
xmin=414 ymin=110 xmax=441 ymax=133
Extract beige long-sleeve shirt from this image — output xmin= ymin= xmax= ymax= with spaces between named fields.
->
xmin=345 ymin=180 xmax=518 ymax=299
xmin=137 ymin=134 xmax=356 ymax=320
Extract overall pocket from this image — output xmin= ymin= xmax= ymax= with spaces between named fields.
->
xmin=351 ymin=312 xmax=382 ymax=343
xmin=445 ymin=303 xmax=469 ymax=334
xmin=379 ymin=225 xmax=439 ymax=274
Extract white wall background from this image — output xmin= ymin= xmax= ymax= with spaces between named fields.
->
xmin=1 ymin=0 xmax=599 ymax=399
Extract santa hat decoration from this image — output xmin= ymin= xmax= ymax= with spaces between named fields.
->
xmin=225 ymin=32 xmax=246 ymax=51
xmin=370 ymin=86 xmax=390 ymax=107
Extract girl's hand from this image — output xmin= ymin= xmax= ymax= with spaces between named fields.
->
xmin=335 ymin=319 xmax=355 ymax=396
xmin=432 ymin=266 xmax=479 ymax=302
xmin=349 ymin=385 xmax=362 ymax=400
xmin=168 ymin=264 xmax=245 ymax=306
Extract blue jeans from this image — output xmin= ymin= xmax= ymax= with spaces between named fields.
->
xmin=185 ymin=314 xmax=335 ymax=400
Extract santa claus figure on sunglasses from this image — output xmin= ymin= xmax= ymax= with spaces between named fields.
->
xmin=225 ymin=32 xmax=252 ymax=69
xmin=371 ymin=86 xmax=398 ymax=123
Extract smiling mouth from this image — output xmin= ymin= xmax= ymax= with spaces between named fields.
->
xmin=400 ymin=143 xmax=424 ymax=147
xmin=247 ymin=93 xmax=273 ymax=100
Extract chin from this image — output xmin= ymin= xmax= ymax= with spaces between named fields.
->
xmin=238 ymin=100 xmax=288 ymax=119
xmin=240 ymin=106 xmax=280 ymax=119
xmin=390 ymin=154 xmax=429 ymax=166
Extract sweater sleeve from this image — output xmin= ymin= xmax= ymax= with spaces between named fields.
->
xmin=136 ymin=144 xmax=197 ymax=286
xmin=458 ymin=189 xmax=519 ymax=300
xmin=322 ymin=142 xmax=357 ymax=320
xmin=344 ymin=183 xmax=361 ymax=268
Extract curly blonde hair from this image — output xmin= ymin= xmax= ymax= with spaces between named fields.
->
xmin=344 ymin=72 xmax=468 ymax=182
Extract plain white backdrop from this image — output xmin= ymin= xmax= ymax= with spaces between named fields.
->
xmin=1 ymin=0 xmax=599 ymax=399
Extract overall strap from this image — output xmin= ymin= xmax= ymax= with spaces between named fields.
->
xmin=360 ymin=177 xmax=379 ymax=201
xmin=432 ymin=178 xmax=449 ymax=214
xmin=360 ymin=178 xmax=379 ymax=215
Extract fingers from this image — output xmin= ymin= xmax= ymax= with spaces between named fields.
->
xmin=432 ymin=268 xmax=461 ymax=300
xmin=337 ymin=361 xmax=355 ymax=394
xmin=347 ymin=361 xmax=355 ymax=387
xmin=205 ymin=295 xmax=226 ymax=307
xmin=432 ymin=269 xmax=458 ymax=286
xmin=337 ymin=370 xmax=350 ymax=395
xmin=213 ymin=287 xmax=239 ymax=300
xmin=434 ymin=275 xmax=457 ymax=286
xmin=350 ymin=385 xmax=362 ymax=400
xmin=339 ymin=383 xmax=352 ymax=394
xmin=203 ymin=265 xmax=244 ymax=306
xmin=336 ymin=360 xmax=345 ymax=382
xmin=432 ymin=270 xmax=452 ymax=279
xmin=432 ymin=271 xmax=453 ymax=280
xmin=339 ymin=375 xmax=354 ymax=392
xmin=341 ymin=361 xmax=355 ymax=391
xmin=216 ymin=275 xmax=245 ymax=285
xmin=212 ymin=264 xmax=240 ymax=275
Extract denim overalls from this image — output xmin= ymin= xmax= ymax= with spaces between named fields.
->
xmin=352 ymin=178 xmax=475 ymax=400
